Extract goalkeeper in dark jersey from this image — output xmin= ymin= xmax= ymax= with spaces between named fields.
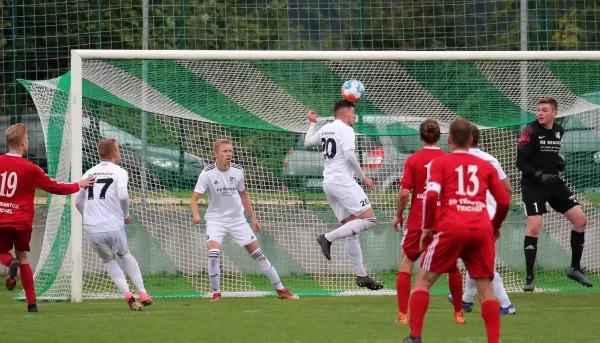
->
xmin=516 ymin=97 xmax=592 ymax=291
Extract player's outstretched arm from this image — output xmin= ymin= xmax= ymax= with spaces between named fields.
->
xmin=239 ymin=189 xmax=260 ymax=232
xmin=303 ymin=109 xmax=321 ymax=148
xmin=33 ymin=165 xmax=95 ymax=194
xmin=343 ymin=151 xmax=374 ymax=190
xmin=394 ymin=158 xmax=414 ymax=231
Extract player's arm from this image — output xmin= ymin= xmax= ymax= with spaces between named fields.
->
xmin=237 ymin=172 xmax=260 ymax=232
xmin=33 ymin=165 xmax=95 ymax=194
xmin=74 ymin=172 xmax=88 ymax=215
xmin=303 ymin=109 xmax=321 ymax=148
xmin=394 ymin=158 xmax=414 ymax=231
xmin=488 ymin=170 xmax=510 ymax=233
xmin=492 ymin=159 xmax=512 ymax=197
xmin=116 ymin=170 xmax=131 ymax=223
xmin=190 ymin=171 xmax=208 ymax=224
xmin=420 ymin=160 xmax=442 ymax=251
xmin=339 ymin=126 xmax=374 ymax=190
xmin=557 ymin=127 xmax=566 ymax=171
xmin=516 ymin=125 xmax=559 ymax=184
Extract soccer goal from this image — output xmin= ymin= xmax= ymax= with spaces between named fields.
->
xmin=19 ymin=50 xmax=600 ymax=302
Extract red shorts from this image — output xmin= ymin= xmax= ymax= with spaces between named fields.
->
xmin=420 ymin=228 xmax=495 ymax=279
xmin=401 ymin=228 xmax=423 ymax=262
xmin=0 ymin=227 xmax=32 ymax=252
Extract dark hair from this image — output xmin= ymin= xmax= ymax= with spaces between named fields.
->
xmin=470 ymin=124 xmax=480 ymax=146
xmin=419 ymin=119 xmax=441 ymax=144
xmin=538 ymin=97 xmax=558 ymax=111
xmin=449 ymin=119 xmax=472 ymax=148
xmin=333 ymin=100 xmax=355 ymax=117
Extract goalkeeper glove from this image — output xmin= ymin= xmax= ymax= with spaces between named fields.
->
xmin=557 ymin=157 xmax=566 ymax=172
xmin=535 ymin=170 xmax=561 ymax=184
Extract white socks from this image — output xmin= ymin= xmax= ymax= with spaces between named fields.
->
xmin=208 ymin=249 xmax=221 ymax=294
xmin=345 ymin=235 xmax=367 ymax=277
xmin=104 ymin=259 xmax=130 ymax=295
xmin=121 ymin=252 xmax=146 ymax=293
xmin=463 ymin=272 xmax=512 ymax=308
xmin=324 ymin=218 xmax=377 ymax=242
xmin=251 ymin=249 xmax=284 ymax=290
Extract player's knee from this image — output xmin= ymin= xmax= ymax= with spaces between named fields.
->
xmin=573 ymin=215 xmax=587 ymax=232
xmin=361 ymin=217 xmax=377 ymax=231
xmin=15 ymin=251 xmax=28 ymax=264
xmin=399 ymin=256 xmax=414 ymax=273
xmin=526 ymin=219 xmax=542 ymax=236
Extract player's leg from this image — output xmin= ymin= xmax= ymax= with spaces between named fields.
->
xmin=395 ymin=249 xmax=415 ymax=324
xmin=447 ymin=266 xmax=465 ymax=322
xmin=0 ymin=228 xmax=19 ymax=291
xmin=522 ymin=184 xmax=546 ymax=292
xmin=475 ymin=278 xmax=500 ymax=343
xmin=206 ymin=223 xmax=226 ymax=301
xmin=548 ymin=185 xmax=592 ymax=287
xmin=493 ymin=272 xmax=515 ymax=314
xmin=459 ymin=270 xmax=475 ymax=311
xmin=402 ymin=269 xmax=441 ymax=343
xmin=13 ymin=229 xmax=38 ymax=312
xmin=115 ymin=230 xmax=152 ymax=306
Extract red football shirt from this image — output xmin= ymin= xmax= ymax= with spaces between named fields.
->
xmin=0 ymin=153 xmax=80 ymax=230
xmin=399 ymin=147 xmax=446 ymax=230
xmin=422 ymin=151 xmax=509 ymax=232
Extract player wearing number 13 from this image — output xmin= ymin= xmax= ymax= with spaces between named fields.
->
xmin=402 ymin=119 xmax=510 ymax=343
xmin=75 ymin=139 xmax=152 ymax=310
xmin=304 ymin=100 xmax=382 ymax=291
xmin=0 ymin=123 xmax=95 ymax=313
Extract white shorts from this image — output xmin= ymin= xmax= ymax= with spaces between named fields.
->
xmin=206 ymin=220 xmax=257 ymax=247
xmin=86 ymin=230 xmax=129 ymax=263
xmin=323 ymin=182 xmax=371 ymax=222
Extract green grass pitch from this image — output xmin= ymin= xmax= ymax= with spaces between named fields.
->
xmin=2 ymin=286 xmax=599 ymax=343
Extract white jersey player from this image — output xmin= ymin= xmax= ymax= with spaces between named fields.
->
xmin=75 ymin=139 xmax=151 ymax=311
xmin=190 ymin=139 xmax=298 ymax=302
xmin=304 ymin=100 xmax=382 ymax=290
xmin=448 ymin=125 xmax=516 ymax=315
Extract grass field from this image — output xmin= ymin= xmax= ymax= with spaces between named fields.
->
xmin=3 ymin=285 xmax=599 ymax=343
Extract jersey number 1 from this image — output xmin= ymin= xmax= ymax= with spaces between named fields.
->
xmin=87 ymin=178 xmax=114 ymax=200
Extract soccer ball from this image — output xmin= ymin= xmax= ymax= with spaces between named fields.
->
xmin=341 ymin=80 xmax=365 ymax=102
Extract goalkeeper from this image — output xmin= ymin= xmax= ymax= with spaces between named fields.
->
xmin=516 ymin=97 xmax=591 ymax=291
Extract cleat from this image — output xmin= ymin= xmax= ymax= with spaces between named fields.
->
xmin=395 ymin=312 xmax=408 ymax=325
xmin=523 ymin=276 xmax=535 ymax=292
xmin=125 ymin=292 xmax=142 ymax=311
xmin=5 ymin=258 xmax=19 ymax=291
xmin=401 ymin=336 xmax=422 ymax=343
xmin=500 ymin=304 xmax=516 ymax=315
xmin=276 ymin=288 xmax=299 ymax=300
xmin=454 ymin=310 xmax=467 ymax=324
xmin=210 ymin=293 xmax=222 ymax=302
xmin=447 ymin=294 xmax=473 ymax=312
xmin=27 ymin=304 xmax=39 ymax=313
xmin=139 ymin=291 xmax=153 ymax=307
xmin=567 ymin=268 xmax=593 ymax=287
xmin=317 ymin=234 xmax=332 ymax=260
xmin=356 ymin=276 xmax=384 ymax=291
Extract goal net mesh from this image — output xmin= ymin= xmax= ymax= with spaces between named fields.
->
xmin=19 ymin=59 xmax=600 ymax=300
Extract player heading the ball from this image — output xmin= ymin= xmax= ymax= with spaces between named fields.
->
xmin=75 ymin=138 xmax=152 ymax=311
xmin=0 ymin=123 xmax=95 ymax=313
xmin=304 ymin=100 xmax=383 ymax=291
xmin=401 ymin=119 xmax=510 ymax=343
xmin=517 ymin=97 xmax=591 ymax=291
xmin=190 ymin=139 xmax=298 ymax=301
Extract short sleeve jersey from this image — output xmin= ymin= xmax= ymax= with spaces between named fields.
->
xmin=468 ymin=148 xmax=507 ymax=219
xmin=194 ymin=163 xmax=246 ymax=223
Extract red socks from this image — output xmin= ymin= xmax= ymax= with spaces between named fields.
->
xmin=0 ymin=252 xmax=13 ymax=266
xmin=396 ymin=271 xmax=411 ymax=314
xmin=448 ymin=271 xmax=464 ymax=312
xmin=409 ymin=289 xmax=430 ymax=338
xmin=19 ymin=264 xmax=36 ymax=305
xmin=481 ymin=299 xmax=500 ymax=343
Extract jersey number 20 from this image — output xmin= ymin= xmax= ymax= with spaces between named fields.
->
xmin=87 ymin=178 xmax=114 ymax=200
xmin=321 ymin=138 xmax=337 ymax=160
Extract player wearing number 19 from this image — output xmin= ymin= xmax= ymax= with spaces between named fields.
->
xmin=304 ymin=100 xmax=383 ymax=291
xmin=75 ymin=139 xmax=152 ymax=311
xmin=402 ymin=119 xmax=510 ymax=343
xmin=0 ymin=123 xmax=96 ymax=312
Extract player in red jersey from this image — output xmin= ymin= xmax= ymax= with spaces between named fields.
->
xmin=392 ymin=119 xmax=465 ymax=325
xmin=401 ymin=119 xmax=510 ymax=343
xmin=0 ymin=124 xmax=95 ymax=312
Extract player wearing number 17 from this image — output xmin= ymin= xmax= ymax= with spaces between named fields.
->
xmin=0 ymin=124 xmax=95 ymax=312
xmin=402 ymin=119 xmax=510 ymax=343
xmin=304 ymin=100 xmax=382 ymax=291
xmin=75 ymin=139 xmax=152 ymax=310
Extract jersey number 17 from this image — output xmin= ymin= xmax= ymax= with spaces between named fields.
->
xmin=87 ymin=178 xmax=114 ymax=200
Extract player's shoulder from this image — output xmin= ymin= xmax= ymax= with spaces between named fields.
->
xmin=522 ymin=120 xmax=540 ymax=134
xmin=553 ymin=121 xmax=564 ymax=132
xmin=203 ymin=163 xmax=216 ymax=173
xmin=230 ymin=163 xmax=244 ymax=173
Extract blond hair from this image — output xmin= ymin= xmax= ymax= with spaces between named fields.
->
xmin=213 ymin=139 xmax=232 ymax=153
xmin=5 ymin=123 xmax=28 ymax=148
xmin=97 ymin=139 xmax=118 ymax=159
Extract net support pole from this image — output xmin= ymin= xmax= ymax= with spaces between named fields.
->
xmin=70 ymin=51 xmax=84 ymax=303
xmin=140 ymin=0 xmax=149 ymax=209
xmin=520 ymin=0 xmax=529 ymax=124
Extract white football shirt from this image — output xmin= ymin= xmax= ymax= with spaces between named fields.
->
xmin=305 ymin=119 xmax=357 ymax=184
xmin=81 ymin=161 xmax=129 ymax=233
xmin=469 ymin=148 xmax=507 ymax=219
xmin=194 ymin=163 xmax=246 ymax=223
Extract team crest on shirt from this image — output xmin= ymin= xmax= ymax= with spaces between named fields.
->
xmin=230 ymin=177 xmax=236 ymax=184
xmin=555 ymin=131 xmax=561 ymax=139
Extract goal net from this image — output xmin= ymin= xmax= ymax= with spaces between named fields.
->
xmin=19 ymin=51 xmax=600 ymax=301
